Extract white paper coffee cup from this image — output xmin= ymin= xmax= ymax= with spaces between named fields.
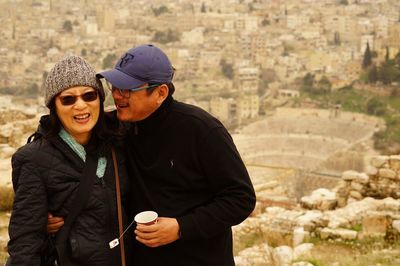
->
xmin=134 ymin=211 xmax=158 ymax=225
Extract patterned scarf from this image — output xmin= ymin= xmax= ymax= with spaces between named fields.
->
xmin=58 ymin=128 xmax=107 ymax=178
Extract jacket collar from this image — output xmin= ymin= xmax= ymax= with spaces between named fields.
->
xmin=133 ymin=95 xmax=173 ymax=135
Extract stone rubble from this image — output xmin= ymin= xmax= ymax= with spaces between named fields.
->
xmin=233 ymin=155 xmax=400 ymax=266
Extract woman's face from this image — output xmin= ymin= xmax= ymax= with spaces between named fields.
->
xmin=55 ymin=86 xmax=100 ymax=145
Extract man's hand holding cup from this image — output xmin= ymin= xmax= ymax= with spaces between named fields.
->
xmin=134 ymin=211 xmax=180 ymax=248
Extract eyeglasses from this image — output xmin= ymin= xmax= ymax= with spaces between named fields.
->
xmin=108 ymin=84 xmax=160 ymax=98
xmin=58 ymin=91 xmax=98 ymax=106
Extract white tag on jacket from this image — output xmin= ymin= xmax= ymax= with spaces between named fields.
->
xmin=109 ymin=238 xmax=119 ymax=249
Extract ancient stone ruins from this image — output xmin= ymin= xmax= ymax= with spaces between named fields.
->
xmin=233 ymin=155 xmax=400 ymax=266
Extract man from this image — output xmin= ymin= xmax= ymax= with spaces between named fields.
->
xmin=51 ymin=44 xmax=256 ymax=266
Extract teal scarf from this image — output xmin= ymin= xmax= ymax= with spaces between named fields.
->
xmin=59 ymin=128 xmax=107 ymax=178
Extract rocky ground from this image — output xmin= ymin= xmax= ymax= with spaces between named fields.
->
xmin=0 ymin=212 xmax=9 ymax=264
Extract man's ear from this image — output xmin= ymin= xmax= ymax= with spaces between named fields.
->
xmin=157 ymin=84 xmax=169 ymax=102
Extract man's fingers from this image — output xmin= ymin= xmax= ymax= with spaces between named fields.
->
xmin=48 ymin=220 xmax=64 ymax=229
xmin=134 ymin=229 xmax=157 ymax=240
xmin=48 ymin=216 xmax=64 ymax=224
xmin=47 ymin=214 xmax=65 ymax=234
xmin=135 ymin=236 xmax=161 ymax=247
xmin=136 ymin=224 xmax=158 ymax=233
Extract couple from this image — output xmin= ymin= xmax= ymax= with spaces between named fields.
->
xmin=7 ymin=44 xmax=256 ymax=266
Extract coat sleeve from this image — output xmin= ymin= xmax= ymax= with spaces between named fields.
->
xmin=176 ymin=126 xmax=256 ymax=240
xmin=7 ymin=149 xmax=48 ymax=265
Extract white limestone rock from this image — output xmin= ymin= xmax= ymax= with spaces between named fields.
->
xmin=291 ymin=262 xmax=313 ymax=266
xmin=235 ymin=243 xmax=274 ymax=266
xmin=365 ymin=165 xmax=378 ymax=176
xmin=370 ymin=156 xmax=389 ymax=168
xmin=273 ymin=245 xmax=293 ymax=266
xmin=389 ymin=155 xmax=400 ymax=171
xmin=380 ymin=197 xmax=400 ymax=211
xmin=392 ymin=220 xmax=400 ymax=233
xmin=342 ymin=170 xmax=359 ymax=181
xmin=300 ymin=188 xmax=337 ymax=211
xmin=293 ymin=243 xmax=314 ymax=260
xmin=295 ymin=210 xmax=324 ymax=231
xmin=319 ymin=228 xmax=357 ymax=240
xmin=378 ymin=168 xmax=396 ymax=179
xmin=356 ymin=173 xmax=370 ymax=184
xmin=292 ymin=227 xmax=310 ymax=247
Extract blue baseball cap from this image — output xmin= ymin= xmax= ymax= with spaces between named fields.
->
xmin=97 ymin=44 xmax=174 ymax=90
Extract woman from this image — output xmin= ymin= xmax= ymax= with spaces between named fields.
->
xmin=7 ymin=55 xmax=128 ymax=265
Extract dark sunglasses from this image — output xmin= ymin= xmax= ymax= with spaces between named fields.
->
xmin=58 ymin=91 xmax=98 ymax=106
xmin=107 ymin=84 xmax=160 ymax=98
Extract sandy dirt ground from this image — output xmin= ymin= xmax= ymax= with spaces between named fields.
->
xmin=0 ymin=159 xmax=11 ymax=188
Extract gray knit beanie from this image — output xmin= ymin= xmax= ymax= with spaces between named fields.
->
xmin=44 ymin=55 xmax=104 ymax=107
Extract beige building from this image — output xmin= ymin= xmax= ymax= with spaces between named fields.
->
xmin=286 ymin=14 xmax=310 ymax=29
xmin=96 ymin=7 xmax=116 ymax=32
xmin=278 ymin=89 xmax=300 ymax=98
xmin=236 ymin=94 xmax=259 ymax=121
xmin=182 ymin=27 xmax=205 ymax=45
xmin=210 ymin=97 xmax=235 ymax=124
xmin=373 ymin=15 xmax=389 ymax=39
xmin=306 ymin=51 xmax=335 ymax=73
xmin=345 ymin=60 xmax=362 ymax=82
xmin=236 ymin=66 xmax=259 ymax=93
xmin=199 ymin=49 xmax=222 ymax=70
xmin=388 ymin=24 xmax=400 ymax=50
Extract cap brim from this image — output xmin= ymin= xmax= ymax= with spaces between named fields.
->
xmin=97 ymin=69 xmax=145 ymax=90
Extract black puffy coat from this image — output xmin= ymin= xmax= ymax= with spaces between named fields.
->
xmin=7 ymin=118 xmax=129 ymax=266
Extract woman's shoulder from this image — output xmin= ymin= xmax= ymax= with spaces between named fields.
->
xmin=13 ymin=138 xmax=55 ymax=165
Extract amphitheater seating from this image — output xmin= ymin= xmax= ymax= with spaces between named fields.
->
xmin=233 ymin=109 xmax=380 ymax=170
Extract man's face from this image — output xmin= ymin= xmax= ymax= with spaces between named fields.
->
xmin=111 ymin=84 xmax=161 ymax=122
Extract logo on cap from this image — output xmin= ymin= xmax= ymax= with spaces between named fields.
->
xmin=119 ymin=53 xmax=134 ymax=68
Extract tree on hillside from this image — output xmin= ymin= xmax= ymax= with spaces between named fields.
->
xmin=102 ymin=53 xmax=117 ymax=69
xmin=316 ymin=76 xmax=332 ymax=93
xmin=367 ymin=64 xmax=379 ymax=84
xmin=248 ymin=3 xmax=254 ymax=12
xmin=395 ymin=51 xmax=400 ymax=67
xmin=25 ymin=83 xmax=39 ymax=97
xmin=151 ymin=29 xmax=180 ymax=44
xmin=0 ymin=87 xmax=16 ymax=95
xmin=362 ymin=42 xmax=372 ymax=69
xmin=152 ymin=5 xmax=169 ymax=16
xmin=334 ymin=31 xmax=341 ymax=46
xmin=379 ymin=62 xmax=400 ymax=84
xmin=63 ymin=20 xmax=73 ymax=32
xmin=385 ymin=46 xmax=390 ymax=62
xmin=219 ymin=59 xmax=234 ymax=79
xmin=301 ymin=73 xmax=315 ymax=92
xmin=201 ymin=2 xmax=206 ymax=13
xmin=261 ymin=18 xmax=270 ymax=26
xmin=258 ymin=80 xmax=268 ymax=97
xmin=366 ymin=98 xmax=386 ymax=116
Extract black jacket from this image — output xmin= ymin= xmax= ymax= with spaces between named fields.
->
xmin=124 ymin=96 xmax=256 ymax=266
xmin=7 ymin=116 xmax=129 ymax=266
